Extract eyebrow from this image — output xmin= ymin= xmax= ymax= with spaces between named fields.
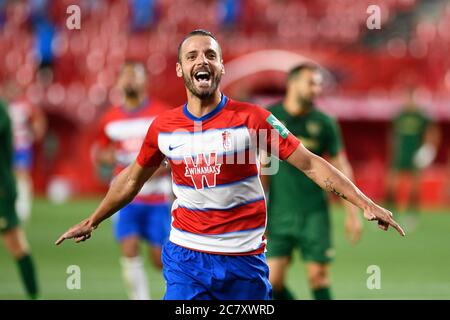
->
xmin=205 ymin=49 xmax=217 ymax=55
xmin=185 ymin=48 xmax=218 ymax=56
xmin=186 ymin=50 xmax=198 ymax=56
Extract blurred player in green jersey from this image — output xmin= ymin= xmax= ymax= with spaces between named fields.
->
xmin=387 ymin=88 xmax=440 ymax=228
xmin=0 ymin=98 xmax=39 ymax=299
xmin=262 ymin=64 xmax=361 ymax=300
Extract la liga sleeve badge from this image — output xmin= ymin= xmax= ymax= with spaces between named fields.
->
xmin=266 ymin=114 xmax=290 ymax=139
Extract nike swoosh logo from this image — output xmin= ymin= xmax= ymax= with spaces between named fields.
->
xmin=169 ymin=143 xmax=185 ymax=151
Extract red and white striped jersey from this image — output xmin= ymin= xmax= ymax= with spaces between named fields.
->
xmin=97 ymin=99 xmax=172 ymax=204
xmin=136 ymin=95 xmax=301 ymax=255
xmin=8 ymin=99 xmax=37 ymax=150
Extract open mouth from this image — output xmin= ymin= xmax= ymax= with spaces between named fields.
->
xmin=193 ymin=71 xmax=212 ymax=87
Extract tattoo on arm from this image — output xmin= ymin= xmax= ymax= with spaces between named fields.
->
xmin=324 ymin=178 xmax=348 ymax=200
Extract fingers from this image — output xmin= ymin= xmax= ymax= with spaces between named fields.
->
xmin=377 ymin=214 xmax=406 ymax=237
xmin=365 ymin=207 xmax=406 ymax=237
xmin=55 ymin=233 xmax=68 ymax=245
xmin=55 ymin=230 xmax=77 ymax=245
xmin=75 ymin=233 xmax=91 ymax=243
xmin=388 ymin=218 xmax=406 ymax=237
xmin=377 ymin=220 xmax=389 ymax=231
xmin=55 ymin=227 xmax=93 ymax=245
xmin=74 ymin=234 xmax=90 ymax=243
xmin=381 ymin=209 xmax=406 ymax=236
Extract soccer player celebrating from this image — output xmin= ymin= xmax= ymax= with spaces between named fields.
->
xmin=95 ymin=62 xmax=172 ymax=299
xmin=0 ymin=98 xmax=39 ymax=299
xmin=261 ymin=64 xmax=361 ymax=300
xmin=56 ymin=29 xmax=405 ymax=300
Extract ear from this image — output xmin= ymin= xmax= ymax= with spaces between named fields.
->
xmin=176 ymin=62 xmax=183 ymax=78
xmin=220 ymin=60 xmax=225 ymax=75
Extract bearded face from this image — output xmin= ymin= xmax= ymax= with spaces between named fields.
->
xmin=294 ymin=70 xmax=323 ymax=105
xmin=124 ymin=86 xmax=139 ymax=99
xmin=183 ymin=64 xmax=222 ymax=99
xmin=118 ymin=64 xmax=147 ymax=101
xmin=177 ymin=35 xmax=225 ymax=100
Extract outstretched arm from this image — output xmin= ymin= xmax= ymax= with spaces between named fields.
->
xmin=286 ymin=144 xmax=405 ymax=236
xmin=55 ymin=161 xmax=159 ymax=245
xmin=330 ymin=152 xmax=362 ymax=244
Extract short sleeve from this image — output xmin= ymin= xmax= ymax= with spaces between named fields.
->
xmin=136 ymin=118 xmax=165 ymax=167
xmin=250 ymin=106 xmax=300 ymax=160
xmin=326 ymin=117 xmax=343 ymax=157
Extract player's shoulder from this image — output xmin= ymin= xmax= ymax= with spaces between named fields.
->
xmin=154 ymin=104 xmax=183 ymax=119
xmin=266 ymin=102 xmax=284 ymax=116
xmin=415 ymin=109 xmax=431 ymax=121
xmin=149 ymin=98 xmax=171 ymax=109
xmin=99 ymin=105 xmax=123 ymax=122
xmin=149 ymin=105 xmax=184 ymax=129
xmin=227 ymin=97 xmax=259 ymax=109
xmin=226 ymin=97 xmax=270 ymax=118
xmin=311 ymin=107 xmax=337 ymax=124
xmin=225 ymin=98 xmax=275 ymax=130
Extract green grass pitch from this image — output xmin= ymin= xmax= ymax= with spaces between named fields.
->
xmin=0 ymin=197 xmax=449 ymax=299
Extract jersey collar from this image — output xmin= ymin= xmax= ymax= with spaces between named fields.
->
xmin=183 ymin=94 xmax=228 ymax=122
xmin=120 ymin=97 xmax=149 ymax=115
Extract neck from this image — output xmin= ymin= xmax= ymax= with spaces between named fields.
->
xmin=123 ymin=94 xmax=145 ymax=110
xmin=284 ymin=94 xmax=311 ymax=116
xmin=185 ymin=90 xmax=222 ymax=118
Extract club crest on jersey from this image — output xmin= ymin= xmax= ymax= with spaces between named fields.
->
xmin=306 ymin=121 xmax=322 ymax=136
xmin=184 ymin=152 xmax=222 ymax=190
xmin=222 ymin=130 xmax=232 ymax=151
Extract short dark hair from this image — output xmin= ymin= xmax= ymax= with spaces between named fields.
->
xmin=120 ymin=60 xmax=147 ymax=77
xmin=287 ymin=63 xmax=318 ymax=82
xmin=121 ymin=60 xmax=145 ymax=71
xmin=177 ymin=29 xmax=222 ymax=63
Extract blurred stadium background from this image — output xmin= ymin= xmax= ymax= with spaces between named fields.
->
xmin=0 ymin=0 xmax=449 ymax=299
